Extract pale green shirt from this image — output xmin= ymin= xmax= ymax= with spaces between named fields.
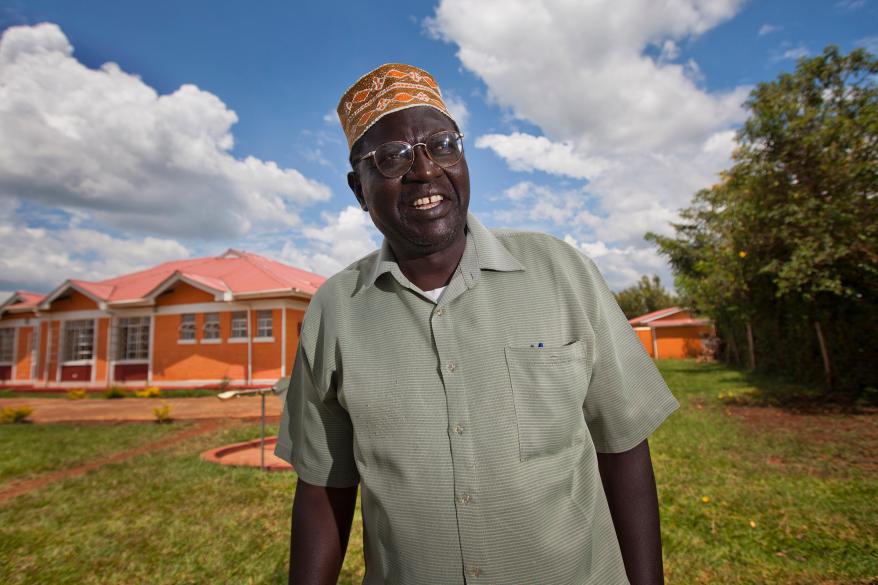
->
xmin=275 ymin=214 xmax=679 ymax=585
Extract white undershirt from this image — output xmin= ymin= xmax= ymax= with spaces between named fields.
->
xmin=423 ymin=286 xmax=446 ymax=302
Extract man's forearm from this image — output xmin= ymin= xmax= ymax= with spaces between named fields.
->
xmin=596 ymin=439 xmax=664 ymax=585
xmin=289 ymin=479 xmax=358 ymax=585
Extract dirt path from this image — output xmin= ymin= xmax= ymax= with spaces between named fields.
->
xmin=0 ymin=418 xmax=241 ymax=505
xmin=0 ymin=395 xmax=283 ymax=423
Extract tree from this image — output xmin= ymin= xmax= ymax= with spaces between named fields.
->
xmin=614 ymin=275 xmax=678 ymax=319
xmin=647 ymin=46 xmax=878 ymax=396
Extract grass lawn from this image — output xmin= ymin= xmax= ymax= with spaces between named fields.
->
xmin=0 ymin=422 xmax=191 ymax=490
xmin=0 ymin=360 xmax=875 ymax=584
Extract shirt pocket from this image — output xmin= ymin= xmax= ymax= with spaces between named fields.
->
xmin=504 ymin=340 xmax=592 ymax=462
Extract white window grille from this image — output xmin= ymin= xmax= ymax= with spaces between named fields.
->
xmin=0 ymin=328 xmax=13 ymax=363
xmin=203 ymin=313 xmax=220 ymax=340
xmin=116 ymin=317 xmax=149 ymax=361
xmin=230 ymin=311 xmax=248 ymax=339
xmin=179 ymin=314 xmax=196 ymax=341
xmin=256 ymin=310 xmax=273 ymax=338
xmin=62 ymin=320 xmax=94 ymax=362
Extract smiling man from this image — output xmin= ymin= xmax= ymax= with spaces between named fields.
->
xmin=275 ymin=64 xmax=679 ymax=585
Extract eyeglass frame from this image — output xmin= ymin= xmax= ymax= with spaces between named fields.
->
xmin=353 ymin=130 xmax=465 ymax=178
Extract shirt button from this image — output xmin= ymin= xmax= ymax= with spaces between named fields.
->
xmin=447 ymin=361 xmax=456 ymax=372
xmin=458 ymin=494 xmax=472 ymax=504
xmin=452 ymin=424 xmax=464 ymax=434
xmin=435 ymin=307 xmax=444 ymax=316
xmin=469 ymin=567 xmax=482 ymax=577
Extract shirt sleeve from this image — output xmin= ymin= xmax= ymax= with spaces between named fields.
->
xmin=580 ymin=257 xmax=680 ymax=453
xmin=273 ymin=337 xmax=359 ymax=487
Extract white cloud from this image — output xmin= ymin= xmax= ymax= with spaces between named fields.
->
xmin=776 ymin=45 xmax=809 ymax=61
xmin=758 ymin=24 xmax=780 ymax=36
xmin=563 ymin=235 xmax=670 ymax=291
xmin=0 ymin=207 xmax=189 ymax=292
xmin=0 ymin=23 xmax=331 ymax=240
xmin=442 ymin=89 xmax=470 ymax=133
xmin=856 ymin=35 xmax=878 ymax=54
xmin=427 ymin=0 xmax=751 ymax=287
xmin=476 ymin=133 xmax=613 ymax=180
xmin=278 ymin=206 xmax=380 ymax=277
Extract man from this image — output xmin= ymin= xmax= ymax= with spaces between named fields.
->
xmin=275 ymin=63 xmax=679 ymax=585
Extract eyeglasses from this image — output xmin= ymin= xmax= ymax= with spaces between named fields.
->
xmin=354 ymin=130 xmax=465 ymax=178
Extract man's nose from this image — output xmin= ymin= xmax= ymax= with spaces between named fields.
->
xmin=404 ymin=144 xmax=442 ymax=180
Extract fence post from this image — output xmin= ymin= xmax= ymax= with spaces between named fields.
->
xmin=745 ymin=321 xmax=756 ymax=371
xmin=814 ymin=321 xmax=832 ymax=390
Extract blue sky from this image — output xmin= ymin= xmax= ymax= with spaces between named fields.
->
xmin=1 ymin=0 xmax=875 ymax=299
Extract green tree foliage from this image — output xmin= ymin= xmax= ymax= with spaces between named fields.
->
xmin=614 ymin=275 xmax=679 ymax=319
xmin=647 ymin=47 xmax=878 ymax=397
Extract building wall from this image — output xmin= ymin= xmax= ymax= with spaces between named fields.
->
xmin=252 ymin=308 xmax=281 ymax=381
xmin=655 ymin=325 xmax=711 ymax=359
xmin=14 ymin=326 xmax=33 ymax=381
xmin=94 ymin=318 xmax=109 ymax=383
xmin=43 ymin=290 xmax=98 ymax=313
xmin=152 ymin=312 xmax=248 ymax=382
xmin=155 ymin=283 xmax=215 ymax=306
xmin=285 ymin=309 xmax=304 ymax=376
xmin=633 ymin=328 xmax=654 ymax=358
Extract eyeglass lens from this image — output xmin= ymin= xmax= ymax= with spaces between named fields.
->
xmin=373 ymin=131 xmax=463 ymax=177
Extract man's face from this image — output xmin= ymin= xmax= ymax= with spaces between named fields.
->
xmin=348 ymin=107 xmax=470 ymax=260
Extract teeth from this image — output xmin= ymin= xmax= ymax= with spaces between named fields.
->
xmin=413 ymin=195 xmax=444 ymax=207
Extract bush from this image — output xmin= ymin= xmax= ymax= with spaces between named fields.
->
xmin=135 ymin=386 xmax=162 ymax=398
xmin=152 ymin=403 xmax=172 ymax=424
xmin=66 ymin=388 xmax=87 ymax=400
xmin=1 ymin=405 xmax=33 ymax=424
xmin=103 ymin=386 xmax=128 ymax=399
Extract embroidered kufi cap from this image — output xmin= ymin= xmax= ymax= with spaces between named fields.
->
xmin=337 ymin=63 xmax=455 ymax=149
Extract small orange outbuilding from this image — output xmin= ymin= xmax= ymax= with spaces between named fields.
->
xmin=0 ymin=249 xmax=325 ymax=389
xmin=629 ymin=307 xmax=713 ymax=360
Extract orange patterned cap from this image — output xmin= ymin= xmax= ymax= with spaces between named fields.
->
xmin=337 ymin=63 xmax=454 ymax=149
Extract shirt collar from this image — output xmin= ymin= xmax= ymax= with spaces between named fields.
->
xmin=357 ymin=213 xmax=524 ymax=294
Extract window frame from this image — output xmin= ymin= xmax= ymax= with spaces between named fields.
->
xmin=62 ymin=319 xmax=95 ymax=363
xmin=0 ymin=328 xmax=14 ymax=364
xmin=230 ymin=311 xmax=248 ymax=341
xmin=178 ymin=313 xmax=196 ymax=343
xmin=115 ymin=316 xmax=150 ymax=362
xmin=202 ymin=312 xmax=221 ymax=343
xmin=255 ymin=310 xmax=273 ymax=340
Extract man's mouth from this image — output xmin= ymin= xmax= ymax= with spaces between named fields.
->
xmin=411 ymin=194 xmax=444 ymax=210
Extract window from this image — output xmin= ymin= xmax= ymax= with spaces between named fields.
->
xmin=63 ymin=320 xmax=94 ymax=361
xmin=0 ymin=328 xmax=13 ymax=363
xmin=116 ymin=317 xmax=149 ymax=361
xmin=230 ymin=311 xmax=248 ymax=339
xmin=203 ymin=313 xmax=220 ymax=340
xmin=256 ymin=310 xmax=273 ymax=338
xmin=179 ymin=314 xmax=196 ymax=341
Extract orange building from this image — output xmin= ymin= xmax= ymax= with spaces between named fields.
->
xmin=629 ymin=306 xmax=713 ymax=360
xmin=0 ymin=250 xmax=325 ymax=389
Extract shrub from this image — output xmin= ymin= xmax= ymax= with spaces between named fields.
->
xmin=152 ymin=403 xmax=173 ymax=424
xmin=218 ymin=375 xmax=232 ymax=391
xmin=66 ymin=388 xmax=87 ymax=400
xmin=1 ymin=405 xmax=33 ymax=424
xmin=135 ymin=386 xmax=162 ymax=398
xmin=103 ymin=386 xmax=128 ymax=399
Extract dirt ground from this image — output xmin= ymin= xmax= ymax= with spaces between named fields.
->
xmin=0 ymin=395 xmax=283 ymax=423
xmin=727 ymin=404 xmax=878 ymax=475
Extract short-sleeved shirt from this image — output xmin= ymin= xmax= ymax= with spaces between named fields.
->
xmin=275 ymin=213 xmax=679 ymax=585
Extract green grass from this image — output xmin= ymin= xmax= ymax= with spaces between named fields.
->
xmin=0 ymin=360 xmax=875 ymax=584
xmin=0 ymin=422 xmax=190 ymax=489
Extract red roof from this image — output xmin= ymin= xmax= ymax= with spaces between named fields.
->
xmin=3 ymin=250 xmax=326 ymax=313
xmin=628 ymin=306 xmax=711 ymax=328
xmin=0 ymin=291 xmax=45 ymax=313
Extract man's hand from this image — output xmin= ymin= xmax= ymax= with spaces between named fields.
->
xmin=596 ymin=439 xmax=665 ymax=585
xmin=289 ymin=479 xmax=358 ymax=585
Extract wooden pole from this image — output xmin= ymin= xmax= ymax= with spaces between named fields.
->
xmin=745 ymin=321 xmax=756 ymax=371
xmin=814 ymin=321 xmax=832 ymax=390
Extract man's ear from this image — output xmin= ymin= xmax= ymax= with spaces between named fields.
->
xmin=347 ymin=171 xmax=368 ymax=211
